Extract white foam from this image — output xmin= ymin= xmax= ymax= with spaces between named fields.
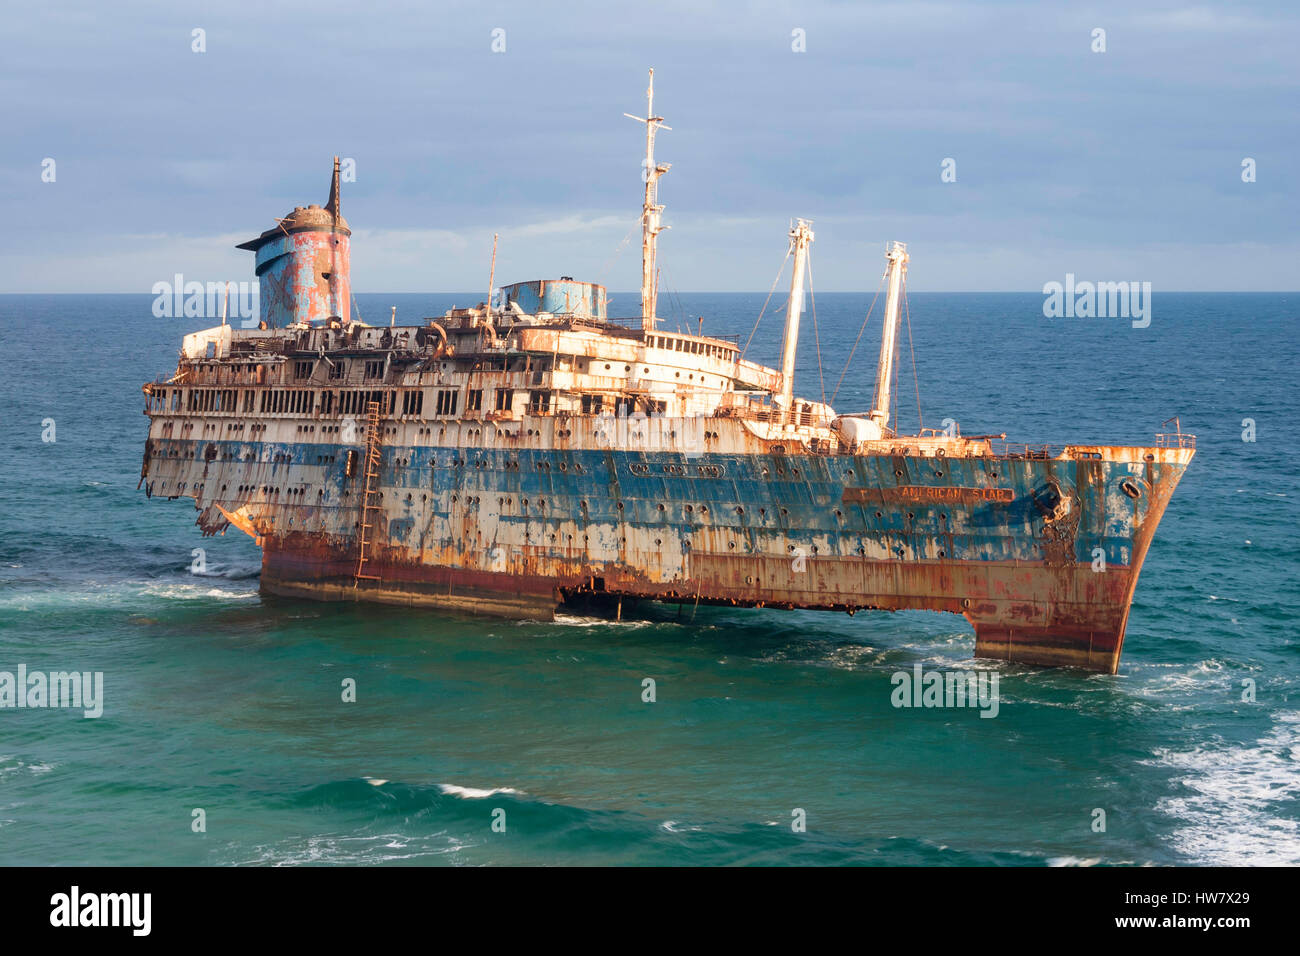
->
xmin=0 ymin=580 xmax=259 ymax=611
xmin=229 ymin=832 xmax=466 ymax=866
xmin=140 ymin=582 xmax=259 ymax=601
xmin=1145 ymin=712 xmax=1300 ymax=866
xmin=0 ymin=758 xmax=56 ymax=781
xmin=1047 ymin=856 xmax=1103 ymax=867
xmin=437 ymin=783 xmax=521 ymax=799
xmin=550 ymin=614 xmax=652 ymax=630
xmin=659 ymin=820 xmax=703 ymax=833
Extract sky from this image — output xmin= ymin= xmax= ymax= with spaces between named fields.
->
xmin=1 ymin=0 xmax=1297 ymax=293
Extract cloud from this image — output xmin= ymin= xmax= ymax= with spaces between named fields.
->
xmin=0 ymin=0 xmax=1296 ymax=291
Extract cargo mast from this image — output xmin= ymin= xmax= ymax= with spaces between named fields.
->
xmin=778 ymin=219 xmax=814 ymax=411
xmin=624 ymin=69 xmax=671 ymax=332
xmin=869 ymin=241 xmax=909 ymax=434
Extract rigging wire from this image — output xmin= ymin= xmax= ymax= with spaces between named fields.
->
xmin=806 ymin=246 xmax=826 ymax=407
xmin=670 ymin=284 xmax=689 ymax=333
xmin=903 ymin=276 xmax=922 ymax=433
xmin=740 ymin=244 xmax=792 ymax=363
xmin=830 ymin=274 xmax=885 ymax=407
xmin=596 ymin=214 xmax=644 ymax=295
xmin=651 ymin=263 xmax=685 ymax=334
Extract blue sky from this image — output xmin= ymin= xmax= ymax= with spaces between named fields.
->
xmin=2 ymin=1 xmax=1296 ymax=292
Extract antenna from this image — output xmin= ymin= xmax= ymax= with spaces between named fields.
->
xmin=625 ymin=68 xmax=671 ymax=332
xmin=486 ymin=233 xmax=499 ymax=324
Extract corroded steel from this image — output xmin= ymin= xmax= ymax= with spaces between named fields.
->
xmin=139 ymin=105 xmax=1195 ymax=675
xmin=500 ymin=279 xmax=606 ymax=319
xmin=235 ymin=157 xmax=350 ymax=328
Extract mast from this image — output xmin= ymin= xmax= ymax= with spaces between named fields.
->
xmin=869 ymin=241 xmax=909 ymax=434
xmin=778 ymin=219 xmax=814 ymax=410
xmin=486 ymin=232 xmax=499 ymax=324
xmin=624 ymin=69 xmax=671 ymax=331
xmin=328 ymin=155 xmax=341 ymax=319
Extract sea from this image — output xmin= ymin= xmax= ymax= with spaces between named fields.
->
xmin=0 ymin=291 xmax=1295 ymax=866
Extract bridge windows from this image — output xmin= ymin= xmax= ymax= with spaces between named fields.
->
xmin=338 ymin=390 xmax=394 ymax=415
xmin=434 ymin=389 xmax=458 ymax=416
xmin=403 ymin=390 xmax=425 ymax=416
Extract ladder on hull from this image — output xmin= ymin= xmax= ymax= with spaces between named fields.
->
xmin=354 ymin=401 xmax=383 ymax=585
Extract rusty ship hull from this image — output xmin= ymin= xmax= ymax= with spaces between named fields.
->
xmin=140 ymin=77 xmax=1194 ymax=673
xmin=142 ymin=402 xmax=1191 ymax=674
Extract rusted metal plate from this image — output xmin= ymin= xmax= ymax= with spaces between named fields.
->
xmin=140 ymin=400 xmax=1193 ymax=674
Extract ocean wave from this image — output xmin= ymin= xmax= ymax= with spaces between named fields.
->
xmin=225 ymin=831 xmax=468 ymax=866
xmin=436 ymin=783 xmax=523 ymax=799
xmin=0 ymin=578 xmax=260 ymax=611
xmin=549 ymin=614 xmax=653 ymax=630
xmin=189 ymin=563 xmax=261 ymax=581
xmin=659 ymin=820 xmax=704 ymax=833
xmin=284 ymin=778 xmax=529 ymax=816
xmin=139 ymin=582 xmax=260 ymax=601
xmin=1145 ymin=711 xmax=1300 ymax=866
xmin=1046 ymin=856 xmax=1103 ymax=867
xmin=0 ymin=758 xmax=56 ymax=781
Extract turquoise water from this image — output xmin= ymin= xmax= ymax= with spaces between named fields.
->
xmin=0 ymin=292 xmax=1296 ymax=866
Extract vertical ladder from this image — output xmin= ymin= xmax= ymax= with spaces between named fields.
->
xmin=354 ymin=400 xmax=383 ymax=585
